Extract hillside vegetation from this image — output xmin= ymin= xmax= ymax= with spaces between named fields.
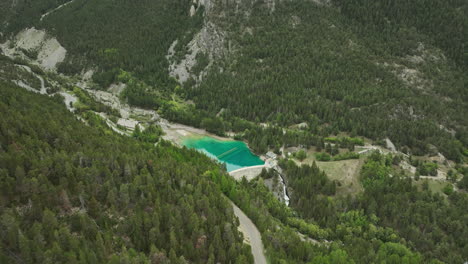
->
xmin=0 ymin=82 xmax=252 ymax=263
xmin=1 ymin=1 xmax=467 ymax=263
xmin=1 ymin=0 xmax=466 ymax=161
xmin=189 ymin=1 xmax=467 ymax=161
xmin=278 ymin=154 xmax=468 ymax=263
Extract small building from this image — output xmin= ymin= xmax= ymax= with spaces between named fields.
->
xmin=266 ymin=151 xmax=277 ymax=160
xmin=265 ymin=159 xmax=278 ymax=168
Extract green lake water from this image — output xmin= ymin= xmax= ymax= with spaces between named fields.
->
xmin=182 ymin=136 xmax=264 ymax=172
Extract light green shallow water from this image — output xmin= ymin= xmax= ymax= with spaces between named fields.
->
xmin=182 ymin=136 xmax=264 ymax=172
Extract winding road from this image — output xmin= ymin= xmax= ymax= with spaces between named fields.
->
xmin=231 ymin=201 xmax=267 ymax=264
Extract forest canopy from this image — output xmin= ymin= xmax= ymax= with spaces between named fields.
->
xmin=0 ymin=81 xmax=252 ymax=263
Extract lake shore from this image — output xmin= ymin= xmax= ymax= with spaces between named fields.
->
xmin=161 ymin=121 xmax=232 ymax=146
xmin=181 ymin=135 xmax=264 ymax=172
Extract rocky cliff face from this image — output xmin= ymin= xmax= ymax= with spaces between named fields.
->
xmin=167 ymin=21 xmax=227 ymax=84
xmin=168 ymin=0 xmax=233 ymax=85
xmin=1 ymin=27 xmax=67 ymax=72
xmin=168 ymin=0 xmax=271 ymax=85
xmin=169 ymin=0 xmax=333 ymax=85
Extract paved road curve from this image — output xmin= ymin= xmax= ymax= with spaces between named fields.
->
xmin=231 ymin=201 xmax=267 ymax=264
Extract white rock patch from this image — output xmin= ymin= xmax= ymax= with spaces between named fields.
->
xmin=190 ymin=5 xmax=196 ymax=17
xmin=59 ymin=91 xmax=78 ymax=111
xmin=118 ymin=118 xmax=139 ymax=131
xmin=167 ymin=22 xmax=226 ymax=84
xmin=38 ymin=38 xmax=67 ymax=71
xmin=15 ymin=28 xmax=46 ymax=50
xmin=1 ymin=27 xmax=67 ymax=72
xmin=108 ymin=83 xmax=127 ymax=95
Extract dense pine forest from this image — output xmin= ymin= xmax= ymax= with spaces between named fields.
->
xmin=278 ymin=155 xmax=468 ymax=263
xmin=1 ymin=79 xmax=467 ymax=262
xmin=0 ymin=82 xmax=252 ymax=263
xmin=1 ymin=0 xmax=467 ymax=263
xmin=189 ymin=1 xmax=467 ymax=161
xmin=214 ymin=153 xmax=468 ymax=263
xmin=1 ymin=0 xmax=466 ymax=161
xmin=333 ymin=0 xmax=466 ymax=69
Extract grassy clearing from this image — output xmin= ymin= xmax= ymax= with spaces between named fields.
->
xmin=413 ymin=179 xmax=449 ymax=196
xmin=316 ymin=159 xmax=364 ymax=196
xmin=294 ymin=148 xmax=365 ymax=196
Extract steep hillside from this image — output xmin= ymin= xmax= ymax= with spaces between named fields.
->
xmin=0 ymin=81 xmax=253 ymax=263
xmin=279 ymin=155 xmax=468 ymax=263
xmin=1 ymin=1 xmax=468 ymax=263
xmin=1 ymin=0 xmax=466 ymax=161
xmin=189 ymin=0 xmax=467 ymax=161
xmin=0 ymin=0 xmax=69 ymax=36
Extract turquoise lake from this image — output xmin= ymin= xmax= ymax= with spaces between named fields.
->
xmin=182 ymin=136 xmax=264 ymax=172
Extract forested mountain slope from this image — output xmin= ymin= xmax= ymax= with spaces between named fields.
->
xmin=0 ymin=82 xmax=252 ymax=263
xmin=1 ymin=0 xmax=466 ymax=161
xmin=1 ymin=74 xmax=467 ymax=263
xmin=334 ymin=0 xmax=466 ymax=68
xmin=279 ymin=155 xmax=468 ymax=263
xmin=1 ymin=0 xmax=202 ymax=88
xmin=1 ymin=1 xmax=467 ymax=263
xmin=190 ymin=0 xmax=467 ymax=161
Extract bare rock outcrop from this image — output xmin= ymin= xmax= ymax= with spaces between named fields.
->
xmin=168 ymin=21 xmax=227 ymax=84
xmin=1 ymin=27 xmax=66 ymax=71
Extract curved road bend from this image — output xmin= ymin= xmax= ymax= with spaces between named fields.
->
xmin=230 ymin=201 xmax=267 ymax=264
